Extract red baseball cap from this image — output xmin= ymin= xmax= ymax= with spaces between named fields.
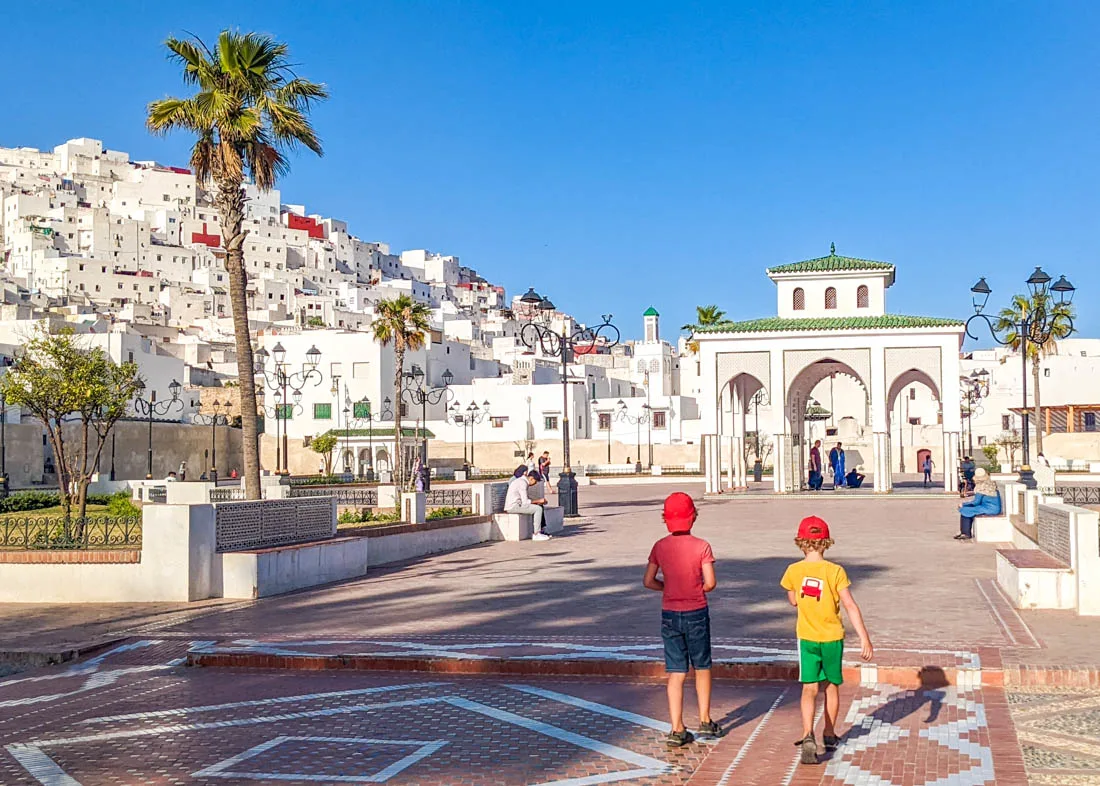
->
xmin=797 ymin=515 xmax=831 ymax=540
xmin=663 ymin=492 xmax=697 ymax=533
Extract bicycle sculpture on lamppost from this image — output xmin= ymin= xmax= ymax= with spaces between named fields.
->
xmin=960 ymin=369 xmax=990 ymax=461
xmin=517 ymin=288 xmax=620 ymax=516
xmin=965 ymin=268 xmax=1075 ymax=488
xmin=133 ymin=378 xmax=183 ymax=479
xmin=255 ymin=342 xmax=323 ymax=475
xmin=193 ymin=398 xmax=229 ymax=482
xmin=400 ymin=364 xmax=453 ymax=489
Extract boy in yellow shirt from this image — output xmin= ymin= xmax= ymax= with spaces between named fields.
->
xmin=780 ymin=516 xmax=874 ymax=765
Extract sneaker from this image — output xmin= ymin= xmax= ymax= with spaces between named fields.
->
xmin=957 ymin=535 xmax=973 ymax=542
xmin=953 ymin=533 xmax=967 ymax=540
xmin=532 ymin=532 xmax=552 ymax=541
xmin=698 ymin=720 xmax=724 ymax=737
xmin=795 ymin=734 xmax=818 ymax=764
xmin=667 ymin=729 xmax=695 ymax=747
xmin=823 ymin=734 xmax=840 ymax=751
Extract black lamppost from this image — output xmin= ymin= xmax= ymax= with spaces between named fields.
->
xmin=966 ymin=269 xmax=1075 ymax=488
xmin=615 ymin=399 xmax=650 ymax=473
xmin=451 ymin=400 xmax=490 ymax=469
xmin=194 ymin=399 xmax=228 ymax=482
xmin=518 ymin=288 xmax=620 ymax=516
xmin=960 ymin=369 xmax=990 ymax=460
xmin=133 ymin=378 xmax=183 ymax=479
xmin=0 ymin=392 xmax=8 ymax=498
xmin=400 ymin=365 xmax=454 ymax=467
xmin=255 ymin=342 xmax=323 ymax=475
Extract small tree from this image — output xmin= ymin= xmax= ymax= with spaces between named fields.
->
xmin=0 ymin=330 xmax=141 ymax=528
xmin=995 ymin=431 xmax=1023 ymax=467
xmin=744 ymin=432 xmax=774 ymax=467
xmin=981 ymin=444 xmax=1000 ymax=468
xmin=310 ymin=432 xmax=338 ymax=475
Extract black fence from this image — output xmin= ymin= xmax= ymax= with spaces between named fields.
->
xmin=1056 ymin=485 xmax=1100 ymax=506
xmin=425 ymin=488 xmax=473 ymax=508
xmin=0 ymin=515 xmax=142 ymax=550
xmin=289 ymin=486 xmax=379 ymax=507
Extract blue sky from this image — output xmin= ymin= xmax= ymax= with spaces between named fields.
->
xmin=2 ymin=1 xmax=1098 ymax=341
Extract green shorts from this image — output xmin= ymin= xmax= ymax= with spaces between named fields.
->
xmin=798 ymin=639 xmax=844 ymax=685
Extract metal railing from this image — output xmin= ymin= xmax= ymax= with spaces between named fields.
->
xmin=468 ymin=467 xmax=517 ymax=479
xmin=426 ymin=487 xmax=472 ymax=508
xmin=1056 ymin=485 xmax=1100 ymax=506
xmin=289 ymin=486 xmax=378 ymax=507
xmin=210 ymin=487 xmax=246 ymax=502
xmin=0 ymin=515 xmax=142 ymax=550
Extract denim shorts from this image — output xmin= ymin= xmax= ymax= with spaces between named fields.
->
xmin=661 ymin=607 xmax=712 ymax=673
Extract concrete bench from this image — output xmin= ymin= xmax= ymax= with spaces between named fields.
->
xmin=996 ymin=548 xmax=1075 ymax=610
xmin=492 ymin=507 xmax=565 ymax=541
xmin=972 ymin=513 xmax=1013 ymax=543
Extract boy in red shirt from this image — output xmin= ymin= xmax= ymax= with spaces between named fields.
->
xmin=643 ymin=492 xmax=721 ymax=746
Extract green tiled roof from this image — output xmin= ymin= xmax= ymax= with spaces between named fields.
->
xmin=767 ymin=246 xmax=894 ymax=275
xmin=643 ymin=306 xmax=660 ymax=317
xmin=695 ymin=315 xmax=964 ymax=334
xmin=318 ymin=427 xmax=436 ymax=439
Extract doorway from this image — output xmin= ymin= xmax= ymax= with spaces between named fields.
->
xmin=916 ymin=448 xmax=932 ymax=478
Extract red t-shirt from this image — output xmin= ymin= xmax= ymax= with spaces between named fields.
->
xmin=648 ymin=534 xmax=715 ymax=611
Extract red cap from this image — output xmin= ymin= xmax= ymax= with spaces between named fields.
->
xmin=663 ymin=492 xmax=697 ymax=533
xmin=797 ymin=515 xmax=831 ymax=540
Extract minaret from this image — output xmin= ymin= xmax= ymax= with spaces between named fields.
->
xmin=643 ymin=306 xmax=659 ymax=344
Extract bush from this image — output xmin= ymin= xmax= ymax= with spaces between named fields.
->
xmin=106 ymin=492 xmax=141 ymax=517
xmin=0 ymin=490 xmax=60 ymax=513
xmin=426 ymin=506 xmax=470 ymax=520
xmin=338 ymin=507 xmax=401 ymax=524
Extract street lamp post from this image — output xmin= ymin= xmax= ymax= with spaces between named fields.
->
xmin=966 ymin=269 xmax=1075 ymax=488
xmin=750 ymin=389 xmax=769 ymax=462
xmin=357 ymin=395 xmax=393 ymax=481
xmin=133 ymin=378 xmax=183 ymax=479
xmin=518 ymin=288 xmax=620 ymax=516
xmin=960 ymin=369 xmax=990 ymax=460
xmin=255 ymin=342 xmax=323 ymax=475
xmin=615 ymin=399 xmax=650 ymax=473
xmin=400 ymin=365 xmax=454 ymax=470
xmin=193 ymin=399 xmax=228 ymax=482
xmin=0 ymin=392 xmax=7 ymax=498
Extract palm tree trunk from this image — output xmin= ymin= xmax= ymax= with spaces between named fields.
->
xmin=217 ymin=178 xmax=261 ymax=500
xmin=392 ymin=340 xmax=405 ymax=508
xmin=1033 ymin=352 xmax=1043 ymax=456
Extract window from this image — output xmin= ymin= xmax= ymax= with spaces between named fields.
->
xmin=825 ymin=287 xmax=837 ymax=310
xmin=544 ymin=416 xmax=559 ymax=431
xmin=598 ymin=412 xmax=611 ymax=431
xmin=276 ymin=404 xmax=293 ymax=420
xmin=399 ymin=401 xmax=408 ymax=417
xmin=1002 ymin=415 xmax=1012 ymax=430
xmin=313 ymin=403 xmax=332 ymax=420
xmin=977 ymin=436 xmax=987 ymax=446
xmin=857 ymin=285 xmax=869 ymax=308
xmin=793 ymin=287 xmax=805 ymax=311
xmin=352 ymin=401 xmax=370 ymax=419
xmin=491 ymin=416 xmax=508 ymax=428
xmin=1086 ymin=412 xmax=1097 ymax=432
xmin=653 ymin=411 xmax=667 ymax=429
xmin=909 ymin=387 xmax=916 ymax=400
xmin=1044 ymin=368 xmax=1050 ymax=377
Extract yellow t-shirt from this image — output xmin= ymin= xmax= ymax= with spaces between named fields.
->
xmin=780 ymin=559 xmax=851 ymax=642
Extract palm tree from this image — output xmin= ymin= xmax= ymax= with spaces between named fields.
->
xmin=147 ymin=31 xmax=328 ymax=499
xmin=995 ymin=292 xmax=1074 ymax=456
xmin=682 ymin=304 xmax=727 ymax=354
xmin=372 ymin=296 xmax=432 ymax=494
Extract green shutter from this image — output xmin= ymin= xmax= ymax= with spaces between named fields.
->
xmin=277 ymin=404 xmax=293 ymax=420
xmin=313 ymin=403 xmax=332 ymax=420
xmin=353 ymin=402 xmax=370 ymax=419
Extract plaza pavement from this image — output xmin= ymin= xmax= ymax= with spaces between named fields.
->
xmin=0 ymin=482 xmax=1097 ymax=784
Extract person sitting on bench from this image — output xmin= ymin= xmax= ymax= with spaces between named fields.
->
xmin=956 ymin=467 xmax=1001 ymax=541
xmin=506 ymin=469 xmax=552 ymax=541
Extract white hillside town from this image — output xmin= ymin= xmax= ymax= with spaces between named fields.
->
xmin=0 ymin=137 xmax=1095 ymax=491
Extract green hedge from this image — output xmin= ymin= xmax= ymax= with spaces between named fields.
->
xmin=0 ymin=490 xmax=136 ymax=514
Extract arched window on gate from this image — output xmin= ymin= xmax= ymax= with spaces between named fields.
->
xmin=857 ymin=284 xmax=869 ymax=309
xmin=825 ymin=287 xmax=837 ymax=310
xmin=793 ymin=287 xmax=805 ymax=311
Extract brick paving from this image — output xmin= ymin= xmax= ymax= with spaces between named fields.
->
xmin=1 ymin=482 xmax=1097 ymax=783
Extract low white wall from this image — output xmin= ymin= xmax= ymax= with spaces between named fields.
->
xmin=0 ymin=504 xmax=219 ymax=603
xmin=996 ymin=553 xmax=1076 ymax=610
xmin=369 ymin=520 xmax=494 ymax=567
xmin=222 ymin=537 xmax=371 ymax=599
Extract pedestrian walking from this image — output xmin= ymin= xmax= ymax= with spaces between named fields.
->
xmin=538 ymin=451 xmax=555 ymax=493
xmin=781 ymin=516 xmax=874 ymax=765
xmin=178 ymin=461 xmax=187 ymax=482
xmin=828 ymin=443 xmax=846 ymax=490
xmin=643 ymin=492 xmax=723 ymax=747
xmin=808 ymin=440 xmax=823 ymax=491
xmin=922 ymin=456 xmax=934 ymax=487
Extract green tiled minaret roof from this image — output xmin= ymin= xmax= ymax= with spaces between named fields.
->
xmin=695 ymin=315 xmax=964 ymax=334
xmin=643 ymin=306 xmax=660 ymax=317
xmin=767 ymin=243 xmax=894 ymax=275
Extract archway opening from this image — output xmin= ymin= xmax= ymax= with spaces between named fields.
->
xmin=887 ymin=369 xmax=943 ymax=485
xmin=786 ymin=359 xmax=869 ymax=490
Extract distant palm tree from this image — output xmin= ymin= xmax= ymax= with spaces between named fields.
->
xmin=995 ymin=292 xmax=1074 ymax=456
xmin=147 ymin=31 xmax=328 ymax=499
xmin=682 ymin=304 xmax=727 ymax=354
xmin=372 ymin=296 xmax=432 ymax=495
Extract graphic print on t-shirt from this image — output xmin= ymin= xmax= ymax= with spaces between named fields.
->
xmin=800 ymin=576 xmax=823 ymax=600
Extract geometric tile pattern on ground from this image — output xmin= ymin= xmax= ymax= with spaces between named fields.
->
xmin=1007 ymin=687 xmax=1100 ymax=786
